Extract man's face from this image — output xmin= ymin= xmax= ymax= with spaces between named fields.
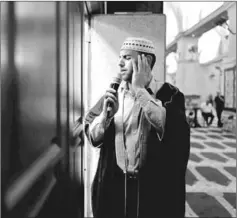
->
xmin=118 ymin=49 xmax=139 ymax=82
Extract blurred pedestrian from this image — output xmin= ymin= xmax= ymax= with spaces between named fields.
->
xmin=200 ymin=96 xmax=215 ymax=126
xmin=214 ymin=91 xmax=225 ymax=127
xmin=208 ymin=94 xmax=214 ymax=106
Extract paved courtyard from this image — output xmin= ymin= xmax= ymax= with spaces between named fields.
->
xmin=185 ymin=127 xmax=236 ymax=217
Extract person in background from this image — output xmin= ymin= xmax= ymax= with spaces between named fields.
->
xmin=84 ymin=37 xmax=190 ymax=218
xmin=207 ymin=94 xmax=214 ymax=106
xmin=200 ymin=96 xmax=215 ymax=126
xmin=214 ymin=91 xmax=225 ymax=127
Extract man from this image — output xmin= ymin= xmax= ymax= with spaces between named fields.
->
xmin=214 ymin=91 xmax=225 ymax=127
xmin=200 ymin=97 xmax=215 ymax=127
xmin=84 ymin=37 xmax=190 ymax=218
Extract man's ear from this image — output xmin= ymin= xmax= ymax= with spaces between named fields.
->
xmin=146 ymin=55 xmax=152 ymax=68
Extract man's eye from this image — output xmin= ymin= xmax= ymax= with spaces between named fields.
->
xmin=125 ymin=57 xmax=131 ymax=60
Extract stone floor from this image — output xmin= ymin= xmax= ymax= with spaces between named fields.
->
xmin=185 ymin=127 xmax=236 ymax=217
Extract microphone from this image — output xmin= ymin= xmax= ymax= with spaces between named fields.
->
xmin=107 ymin=74 xmax=122 ymax=117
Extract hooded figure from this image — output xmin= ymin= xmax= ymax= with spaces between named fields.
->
xmin=84 ymin=37 xmax=190 ymax=218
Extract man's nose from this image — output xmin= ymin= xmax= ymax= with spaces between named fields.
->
xmin=118 ymin=58 xmax=124 ymax=67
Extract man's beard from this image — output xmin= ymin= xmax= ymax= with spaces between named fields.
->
xmin=122 ymin=72 xmax=132 ymax=83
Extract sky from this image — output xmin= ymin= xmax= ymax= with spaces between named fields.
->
xmin=164 ymin=2 xmax=227 ymax=73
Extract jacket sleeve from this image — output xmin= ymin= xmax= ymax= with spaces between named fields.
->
xmin=136 ymin=88 xmax=166 ymax=141
xmin=84 ymin=96 xmax=106 ymax=147
xmin=88 ymin=113 xmax=113 ymax=147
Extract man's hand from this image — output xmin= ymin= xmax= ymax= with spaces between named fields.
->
xmin=132 ymin=54 xmax=152 ymax=92
xmin=102 ymin=87 xmax=119 ymax=118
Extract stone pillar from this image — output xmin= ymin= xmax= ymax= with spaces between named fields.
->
xmin=227 ymin=3 xmax=236 ymax=61
xmin=175 ymin=35 xmax=205 ymax=97
xmin=222 ymin=3 xmax=236 ymax=69
xmin=221 ymin=3 xmax=236 ymax=133
xmin=222 ymin=2 xmax=236 ymax=109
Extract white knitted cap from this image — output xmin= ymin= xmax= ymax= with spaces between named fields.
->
xmin=121 ymin=37 xmax=155 ymax=55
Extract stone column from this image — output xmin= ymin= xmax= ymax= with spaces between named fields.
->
xmin=222 ymin=2 xmax=236 ymax=108
xmin=227 ymin=3 xmax=236 ymax=62
xmin=175 ymin=35 xmax=205 ymax=96
xmin=221 ymin=3 xmax=236 ymax=133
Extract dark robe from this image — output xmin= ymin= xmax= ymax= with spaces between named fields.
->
xmin=214 ymin=95 xmax=225 ymax=127
xmin=84 ymin=82 xmax=190 ymax=218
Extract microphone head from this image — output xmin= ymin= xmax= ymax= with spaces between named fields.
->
xmin=111 ymin=74 xmax=122 ymax=84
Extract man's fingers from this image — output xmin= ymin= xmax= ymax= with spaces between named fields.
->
xmin=105 ymin=91 xmax=117 ymax=102
xmin=137 ymin=55 xmax=142 ymax=73
xmin=141 ymin=54 xmax=146 ymax=69
xmin=144 ymin=56 xmax=150 ymax=71
xmin=143 ymin=54 xmax=150 ymax=72
xmin=132 ymin=58 xmax=138 ymax=73
xmin=106 ymin=87 xmax=117 ymax=94
xmin=105 ymin=97 xmax=116 ymax=113
xmin=105 ymin=97 xmax=116 ymax=107
xmin=144 ymin=55 xmax=147 ymax=66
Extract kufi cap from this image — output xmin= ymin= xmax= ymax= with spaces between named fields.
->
xmin=121 ymin=37 xmax=155 ymax=55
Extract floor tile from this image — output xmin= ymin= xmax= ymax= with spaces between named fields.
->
xmin=200 ymin=152 xmax=228 ymax=162
xmin=186 ymin=193 xmax=232 ymax=217
xmin=196 ymin=166 xmax=231 ymax=186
